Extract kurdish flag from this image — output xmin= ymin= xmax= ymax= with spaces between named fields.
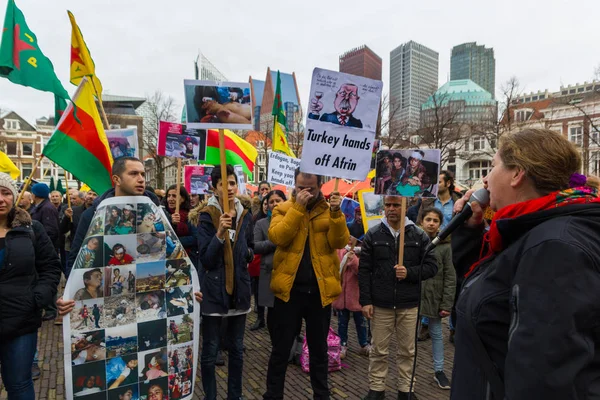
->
xmin=201 ymin=129 xmax=257 ymax=180
xmin=43 ymin=77 xmax=113 ymax=194
xmin=271 ymin=70 xmax=295 ymax=157
xmin=68 ymin=10 xmax=103 ymax=98
xmin=0 ymin=151 xmax=20 ymax=179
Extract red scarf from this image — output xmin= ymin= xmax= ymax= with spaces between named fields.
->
xmin=465 ymin=186 xmax=600 ymax=277
xmin=169 ymin=208 xmax=190 ymax=237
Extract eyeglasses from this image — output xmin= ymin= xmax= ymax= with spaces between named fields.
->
xmin=336 ymin=91 xmax=357 ymax=98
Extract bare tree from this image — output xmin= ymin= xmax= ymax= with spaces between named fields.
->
xmin=594 ymin=63 xmax=600 ymax=81
xmin=287 ymin=108 xmax=305 ymax=158
xmin=377 ymin=94 xmax=409 ymax=149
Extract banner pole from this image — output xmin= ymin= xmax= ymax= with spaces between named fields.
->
xmin=398 ymin=197 xmax=407 ymax=265
xmin=175 ymin=158 xmax=182 ymax=215
xmin=333 ymin=178 xmax=340 ymax=193
xmin=90 ymin=78 xmax=110 ymax=130
xmin=218 ymin=129 xmax=230 ymax=214
xmin=16 ymin=153 xmax=44 ymax=206
xmin=64 ymin=173 xmax=73 ymax=221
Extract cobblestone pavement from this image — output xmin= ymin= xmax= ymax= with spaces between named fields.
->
xmin=1 ymin=306 xmax=453 ymax=400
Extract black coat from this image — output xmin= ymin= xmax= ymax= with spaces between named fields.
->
xmin=197 ymin=201 xmax=254 ymax=315
xmin=358 ymin=220 xmax=437 ymax=309
xmin=0 ymin=209 xmax=62 ymax=340
xmin=451 ymin=203 xmax=600 ymax=400
xmin=29 ymin=198 xmax=59 ymax=247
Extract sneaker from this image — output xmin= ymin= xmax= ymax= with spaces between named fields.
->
xmin=32 ymin=364 xmax=41 ymax=380
xmin=434 ymin=371 xmax=451 ymax=390
xmin=362 ymin=390 xmax=385 ymax=400
xmin=417 ymin=325 xmax=430 ymax=341
xmin=449 ymin=329 xmax=455 ymax=344
xmin=397 ymin=391 xmax=418 ymax=400
xmin=340 ymin=345 xmax=347 ymax=359
xmin=249 ymin=320 xmax=265 ymax=331
xmin=358 ymin=344 xmax=372 ymax=356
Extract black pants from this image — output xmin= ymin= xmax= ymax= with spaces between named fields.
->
xmin=252 ymin=277 xmax=265 ymax=322
xmin=263 ymin=290 xmax=331 ymax=400
xmin=450 ymin=277 xmax=464 ymax=330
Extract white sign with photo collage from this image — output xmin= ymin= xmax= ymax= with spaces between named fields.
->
xmin=62 ymin=196 xmax=200 ymax=400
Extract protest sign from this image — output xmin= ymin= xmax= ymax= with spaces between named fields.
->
xmin=106 ymin=128 xmax=138 ymax=160
xmin=267 ymin=152 xmax=301 ymax=188
xmin=358 ymin=189 xmax=385 ymax=231
xmin=341 ymin=197 xmax=360 ymax=225
xmin=374 ymin=149 xmax=441 ymax=198
xmin=300 ymin=67 xmax=383 ymax=181
xmin=157 ymin=121 xmax=207 ymax=161
xmin=234 ymin=165 xmax=247 ymax=195
xmin=184 ymin=165 xmax=214 ymax=195
xmin=184 ymin=80 xmax=253 ymax=130
xmin=63 ymin=196 xmax=200 ymax=400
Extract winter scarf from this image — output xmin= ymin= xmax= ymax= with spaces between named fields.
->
xmin=169 ymin=208 xmax=190 ymax=237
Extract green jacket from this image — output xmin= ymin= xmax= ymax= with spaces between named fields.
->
xmin=420 ymin=238 xmax=456 ymax=318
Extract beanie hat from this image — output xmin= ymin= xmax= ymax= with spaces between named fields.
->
xmin=0 ymin=173 xmax=18 ymax=200
xmin=31 ymin=182 xmax=50 ymax=199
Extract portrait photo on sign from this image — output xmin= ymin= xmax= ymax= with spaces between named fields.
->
xmin=72 ymin=359 xmax=106 ymax=397
xmin=105 ymin=323 xmax=138 ymax=359
xmin=105 ymin=204 xmax=137 ymax=235
xmin=138 ymin=318 xmax=168 ymax=352
xmin=104 ymin=234 xmax=137 ymax=266
xmin=105 ymin=353 xmax=139 ymax=389
xmin=184 ymin=79 xmax=253 ymax=129
xmin=166 ymin=134 xmax=201 ymax=160
xmin=136 ymin=290 xmax=167 ymax=323
xmin=157 ymin=121 xmax=207 ymax=161
xmin=138 ymin=348 xmax=169 ymax=381
xmin=108 ymin=383 xmax=139 ymax=400
xmin=136 ymin=204 xmax=164 ymax=234
xmin=166 ymin=285 xmax=194 ymax=317
xmin=165 ymin=259 xmax=192 ymax=288
xmin=168 ymin=314 xmax=193 ymax=345
xmin=374 ymin=149 xmax=441 ymax=198
xmin=358 ymin=190 xmax=385 ymax=230
xmin=307 ymin=68 xmax=383 ymax=131
xmin=137 ymin=232 xmax=166 ymax=263
xmin=169 ymin=368 xmax=193 ymax=399
xmin=106 ymin=128 xmax=138 ymax=160
xmin=70 ymin=299 xmax=104 ymax=332
xmin=139 ymin=376 xmax=168 ymax=400
xmin=104 ymin=294 xmax=136 ymax=328
xmin=72 ymin=236 xmax=104 ymax=270
xmin=105 ymin=265 xmax=136 ymax=297
xmin=137 ymin=261 xmax=166 ymax=292
xmin=86 ymin=211 xmax=105 ymax=237
xmin=71 ymin=329 xmax=106 ymax=366
xmin=71 ymin=268 xmax=104 ymax=301
xmin=184 ymin=165 xmax=213 ymax=196
xmin=168 ymin=343 xmax=194 ymax=375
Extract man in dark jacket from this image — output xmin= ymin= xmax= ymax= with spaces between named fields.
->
xmin=359 ymin=195 xmax=437 ymax=400
xmin=29 ymin=183 xmax=59 ymax=248
xmin=60 ymin=190 xmax=98 ymax=276
xmin=197 ymin=164 xmax=253 ymax=400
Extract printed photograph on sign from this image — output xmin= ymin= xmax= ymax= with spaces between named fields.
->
xmin=105 ymin=204 xmax=137 ymax=235
xmin=138 ymin=348 xmax=169 ymax=381
xmin=136 ymin=290 xmax=167 ymax=322
xmin=341 ymin=198 xmax=360 ymax=225
xmin=108 ymin=383 xmax=139 ymax=400
xmin=104 ymin=265 xmax=136 ymax=296
xmin=184 ymin=79 xmax=253 ymax=129
xmin=72 ymin=360 xmax=106 ymax=397
xmin=105 ymin=353 xmax=139 ymax=389
xmin=138 ymin=319 xmax=167 ymax=351
xmin=168 ymin=343 xmax=194 ymax=375
xmin=105 ymin=324 xmax=138 ymax=359
xmin=166 ymin=259 xmax=192 ymax=287
xmin=72 ymin=236 xmax=104 ymax=270
xmin=137 ymin=204 xmax=165 ymax=234
xmin=104 ymin=294 xmax=136 ymax=328
xmin=106 ymin=128 xmax=139 ymax=160
xmin=307 ymin=68 xmax=383 ymax=131
xmin=166 ymin=230 xmax=186 ymax=260
xmin=358 ymin=189 xmax=385 ymax=230
xmin=104 ymin=234 xmax=137 ymax=267
xmin=71 ymin=329 xmax=106 ymax=366
xmin=136 ymin=261 xmax=166 ymax=292
xmin=157 ymin=121 xmax=207 ymax=160
xmin=374 ymin=149 xmax=441 ymax=198
xmin=71 ymin=268 xmax=104 ymax=301
xmin=168 ymin=314 xmax=193 ymax=345
xmin=166 ymin=285 xmax=194 ymax=317
xmin=140 ymin=376 xmax=168 ymax=400
xmin=169 ymin=369 xmax=193 ymax=399
xmin=184 ymin=165 xmax=213 ymax=195
xmin=70 ymin=299 xmax=104 ymax=331
xmin=86 ymin=210 xmax=105 ymax=237
xmin=137 ymin=233 xmax=166 ymax=263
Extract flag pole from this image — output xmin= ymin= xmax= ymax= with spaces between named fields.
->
xmin=398 ymin=197 xmax=407 ymax=265
xmin=64 ymin=173 xmax=73 ymax=221
xmin=333 ymin=178 xmax=340 ymax=193
xmin=16 ymin=154 xmax=44 ymax=206
xmin=218 ymin=129 xmax=230 ymax=214
xmin=175 ymin=158 xmax=182 ymax=215
xmin=90 ymin=79 xmax=110 ymax=130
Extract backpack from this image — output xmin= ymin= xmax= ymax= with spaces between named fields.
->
xmin=299 ymin=327 xmax=342 ymax=373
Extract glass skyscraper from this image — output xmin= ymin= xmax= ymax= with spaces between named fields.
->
xmin=450 ymin=42 xmax=496 ymax=99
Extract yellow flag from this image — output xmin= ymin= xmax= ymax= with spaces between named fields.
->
xmin=272 ymin=120 xmax=296 ymax=158
xmin=79 ymin=183 xmax=91 ymax=192
xmin=68 ymin=11 xmax=103 ymax=99
xmin=0 ymin=151 xmax=20 ymax=180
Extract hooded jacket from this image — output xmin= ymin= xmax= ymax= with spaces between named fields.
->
xmin=0 ymin=208 xmax=62 ymax=340
xmin=451 ymin=203 xmax=600 ymax=400
xmin=358 ymin=217 xmax=437 ymax=309
xmin=29 ymin=198 xmax=60 ymax=247
xmin=420 ymin=236 xmax=456 ymax=318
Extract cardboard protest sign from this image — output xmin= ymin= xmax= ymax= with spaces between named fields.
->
xmin=358 ymin=189 xmax=385 ymax=231
xmin=374 ymin=149 xmax=441 ymax=198
xmin=341 ymin=197 xmax=360 ymax=225
xmin=184 ymin=165 xmax=213 ymax=195
xmin=63 ymin=197 xmax=200 ymax=400
xmin=234 ymin=165 xmax=247 ymax=196
xmin=106 ymin=128 xmax=139 ymax=160
xmin=267 ymin=152 xmax=301 ymax=188
xmin=300 ymin=68 xmax=383 ymax=181
xmin=184 ymin=80 xmax=252 ymax=130
xmin=157 ymin=121 xmax=207 ymax=161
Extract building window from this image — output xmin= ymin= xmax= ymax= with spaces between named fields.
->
xmin=410 ymin=135 xmax=419 ymax=145
xmin=3 ymin=119 xmax=20 ymax=130
xmin=21 ymin=162 xmax=33 ymax=180
xmin=515 ymin=110 xmax=533 ymax=122
xmin=569 ymin=126 xmax=583 ymax=146
xmin=22 ymin=142 xmax=33 ymax=156
xmin=592 ymin=151 xmax=600 ymax=175
xmin=590 ymin=124 xmax=600 ymax=147
xmin=472 ymin=136 xmax=485 ymax=151
xmin=6 ymin=141 xmax=17 ymax=155
xmin=448 ymin=149 xmax=456 ymax=164
xmin=256 ymin=140 xmax=264 ymax=148
xmin=468 ymin=160 xmax=491 ymax=179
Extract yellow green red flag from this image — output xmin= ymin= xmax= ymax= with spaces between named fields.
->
xmin=67 ymin=11 xmax=103 ymax=98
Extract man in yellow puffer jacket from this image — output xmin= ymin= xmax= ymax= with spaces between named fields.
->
xmin=263 ymin=169 xmax=349 ymax=400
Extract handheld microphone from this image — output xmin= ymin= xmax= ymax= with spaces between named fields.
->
xmin=428 ymin=188 xmax=490 ymax=250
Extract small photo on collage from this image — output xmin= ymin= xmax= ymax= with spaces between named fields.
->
xmin=136 ymin=233 xmax=166 ymax=263
xmin=71 ymin=330 xmax=106 ymax=366
xmin=106 ymin=353 xmax=139 ymax=389
xmin=137 ymin=204 xmax=165 ymax=234
xmin=104 ymin=265 xmax=136 ymax=297
xmin=108 ymin=383 xmax=139 ymax=400
xmin=105 ymin=204 xmax=137 ymax=235
xmin=165 ymin=231 xmax=185 ymax=260
xmin=138 ymin=319 xmax=167 ymax=352
xmin=104 ymin=295 xmax=136 ymax=328
xmin=136 ymin=261 xmax=166 ymax=293
xmin=168 ymin=314 xmax=193 ymax=345
xmin=136 ymin=290 xmax=166 ymax=323
xmin=166 ymin=285 xmax=194 ymax=317
xmin=104 ymin=234 xmax=137 ymax=267
xmin=71 ymin=268 xmax=104 ymax=301
xmin=72 ymin=236 xmax=104 ymax=270
xmin=87 ymin=208 xmax=106 ymax=238
xmin=165 ymin=259 xmax=192 ymax=288
xmin=106 ymin=323 xmax=138 ymax=359
xmin=138 ymin=348 xmax=169 ymax=381
xmin=169 ymin=368 xmax=193 ymax=398
xmin=70 ymin=299 xmax=104 ymax=332
xmin=167 ymin=342 xmax=194 ymax=375
xmin=72 ymin=359 xmax=106 ymax=397
xmin=139 ymin=376 xmax=168 ymax=400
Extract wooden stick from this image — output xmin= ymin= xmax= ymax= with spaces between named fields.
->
xmin=64 ymin=172 xmax=73 ymax=221
xmin=398 ymin=196 xmax=407 ymax=266
xmin=175 ymin=158 xmax=182 ymax=215
xmin=333 ymin=178 xmax=340 ymax=193
xmin=16 ymin=154 xmax=44 ymax=206
xmin=218 ymin=129 xmax=230 ymax=213
xmin=90 ymin=78 xmax=110 ymax=130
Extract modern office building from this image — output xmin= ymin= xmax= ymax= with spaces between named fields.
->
xmin=450 ymin=42 xmax=496 ymax=98
xmin=389 ymin=41 xmax=439 ymax=133
xmin=339 ymin=45 xmax=382 ymax=80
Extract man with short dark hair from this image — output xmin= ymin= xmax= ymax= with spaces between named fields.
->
xmin=30 ymin=183 xmax=60 ymax=247
xmin=263 ymin=169 xmax=348 ymax=400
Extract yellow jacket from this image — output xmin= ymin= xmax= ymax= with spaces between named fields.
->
xmin=268 ymin=196 xmax=350 ymax=306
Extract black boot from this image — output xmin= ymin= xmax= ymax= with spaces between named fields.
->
xmin=249 ymin=319 xmax=265 ymax=331
xmin=398 ymin=391 xmax=418 ymax=400
xmin=362 ymin=390 xmax=385 ymax=400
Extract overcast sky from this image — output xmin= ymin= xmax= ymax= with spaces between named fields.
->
xmin=1 ymin=0 xmax=598 ymax=125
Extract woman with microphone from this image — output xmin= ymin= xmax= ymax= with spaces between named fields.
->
xmin=450 ymin=128 xmax=600 ymax=400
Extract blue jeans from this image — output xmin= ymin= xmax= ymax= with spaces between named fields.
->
xmin=428 ymin=317 xmax=444 ymax=371
xmin=201 ymin=314 xmax=246 ymax=400
xmin=421 ymin=316 xmax=429 ymax=326
xmin=0 ymin=332 xmax=38 ymax=400
xmin=337 ymin=309 xmax=369 ymax=347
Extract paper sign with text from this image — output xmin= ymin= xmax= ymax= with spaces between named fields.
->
xmin=268 ymin=152 xmax=301 ymax=188
xmin=234 ymin=165 xmax=247 ymax=195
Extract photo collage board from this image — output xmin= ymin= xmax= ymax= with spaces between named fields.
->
xmin=63 ymin=196 xmax=200 ymax=400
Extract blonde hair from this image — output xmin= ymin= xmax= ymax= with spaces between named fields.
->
xmin=497 ymin=129 xmax=599 ymax=194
